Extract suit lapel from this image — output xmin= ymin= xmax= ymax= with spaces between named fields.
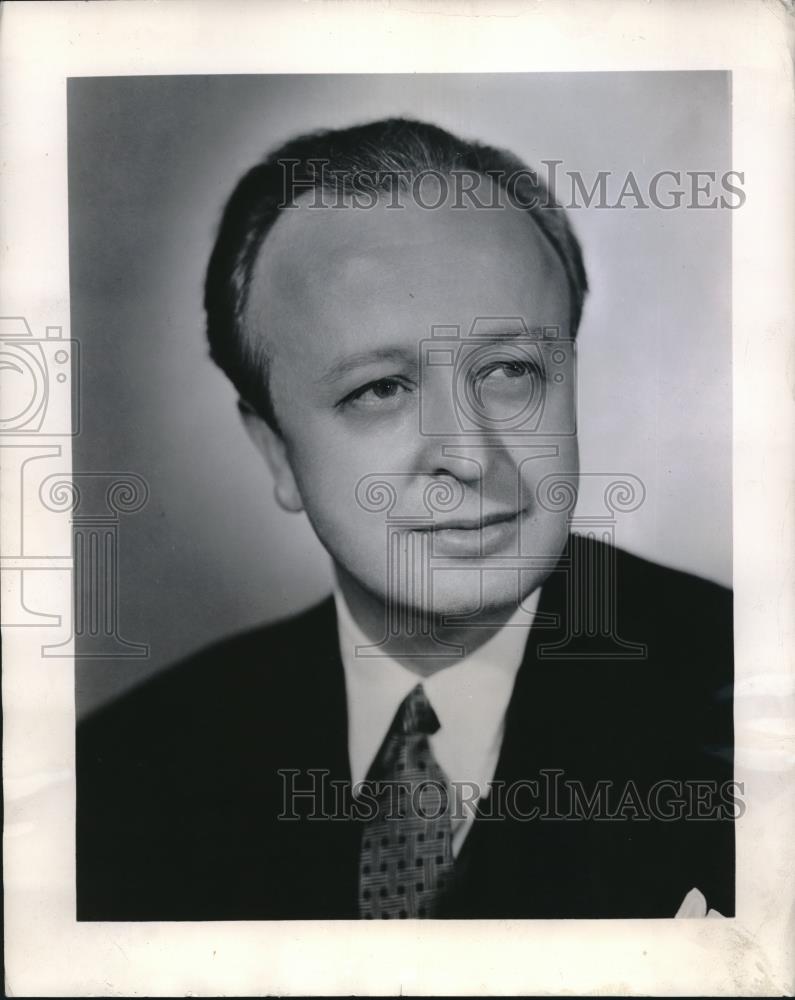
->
xmin=441 ymin=535 xmax=631 ymax=917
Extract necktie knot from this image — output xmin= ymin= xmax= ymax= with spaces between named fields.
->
xmin=396 ymin=683 xmax=440 ymax=736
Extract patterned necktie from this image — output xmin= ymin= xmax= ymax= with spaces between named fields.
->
xmin=358 ymin=683 xmax=455 ymax=919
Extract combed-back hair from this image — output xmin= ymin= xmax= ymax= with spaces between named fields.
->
xmin=204 ymin=117 xmax=588 ymax=430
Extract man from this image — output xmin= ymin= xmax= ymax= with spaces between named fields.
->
xmin=77 ymin=117 xmax=734 ymax=920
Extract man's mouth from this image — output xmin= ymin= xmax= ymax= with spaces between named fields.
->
xmin=409 ymin=507 xmax=527 ymax=556
xmin=421 ymin=508 xmax=524 ymax=532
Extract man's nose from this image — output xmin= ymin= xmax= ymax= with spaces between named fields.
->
xmin=414 ymin=371 xmax=502 ymax=483
xmin=415 ymin=433 xmax=496 ymax=485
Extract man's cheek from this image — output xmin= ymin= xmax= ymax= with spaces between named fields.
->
xmin=519 ymin=448 xmax=578 ymax=504
xmin=302 ymin=482 xmax=384 ymax=553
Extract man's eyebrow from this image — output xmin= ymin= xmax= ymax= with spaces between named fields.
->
xmin=467 ymin=323 xmax=532 ymax=339
xmin=317 ymin=347 xmax=418 ymax=384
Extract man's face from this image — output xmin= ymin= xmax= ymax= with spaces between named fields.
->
xmin=244 ymin=186 xmax=578 ymax=618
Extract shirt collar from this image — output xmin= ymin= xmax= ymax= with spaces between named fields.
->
xmin=334 ymin=587 xmax=540 ymax=791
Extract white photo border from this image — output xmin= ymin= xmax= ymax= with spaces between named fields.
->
xmin=1 ymin=0 xmax=793 ymax=995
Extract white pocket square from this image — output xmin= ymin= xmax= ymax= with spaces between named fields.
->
xmin=675 ymin=887 xmax=725 ymax=918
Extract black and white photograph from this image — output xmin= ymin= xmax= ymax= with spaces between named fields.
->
xmin=72 ymin=72 xmax=737 ymax=922
xmin=1 ymin=2 xmax=793 ymax=996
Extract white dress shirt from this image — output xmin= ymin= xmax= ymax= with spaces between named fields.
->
xmin=334 ymin=588 xmax=540 ymax=855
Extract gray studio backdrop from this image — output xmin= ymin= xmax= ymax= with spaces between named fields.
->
xmin=70 ymin=73 xmax=732 ymax=718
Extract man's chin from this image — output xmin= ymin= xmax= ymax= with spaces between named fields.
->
xmin=399 ymin=568 xmax=532 ymax=625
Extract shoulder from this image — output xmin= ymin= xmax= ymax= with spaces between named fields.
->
xmin=176 ymin=593 xmax=340 ymax=672
xmin=75 ymin=597 xmax=342 ymax=919
xmin=571 ymin=530 xmax=730 ymax=592
xmin=570 ymin=531 xmax=732 ymax=631
xmin=78 ymin=595 xmax=339 ymax=749
xmin=554 ymin=533 xmax=734 ymax=726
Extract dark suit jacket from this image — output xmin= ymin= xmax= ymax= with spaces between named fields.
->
xmin=76 ymin=534 xmax=734 ymax=920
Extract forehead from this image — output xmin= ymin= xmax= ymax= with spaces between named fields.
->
xmin=244 ymin=190 xmax=570 ymax=368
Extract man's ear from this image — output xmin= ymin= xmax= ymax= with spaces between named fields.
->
xmin=237 ymin=400 xmax=304 ymax=513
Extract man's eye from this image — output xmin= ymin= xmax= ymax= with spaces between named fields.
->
xmin=341 ymin=377 xmax=411 ymax=407
xmin=495 ymin=361 xmax=530 ymax=378
xmin=478 ymin=360 xmax=543 ymax=381
xmin=368 ymin=378 xmax=401 ymax=399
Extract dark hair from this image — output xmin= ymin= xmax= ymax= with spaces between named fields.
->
xmin=204 ymin=116 xmax=588 ymax=430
